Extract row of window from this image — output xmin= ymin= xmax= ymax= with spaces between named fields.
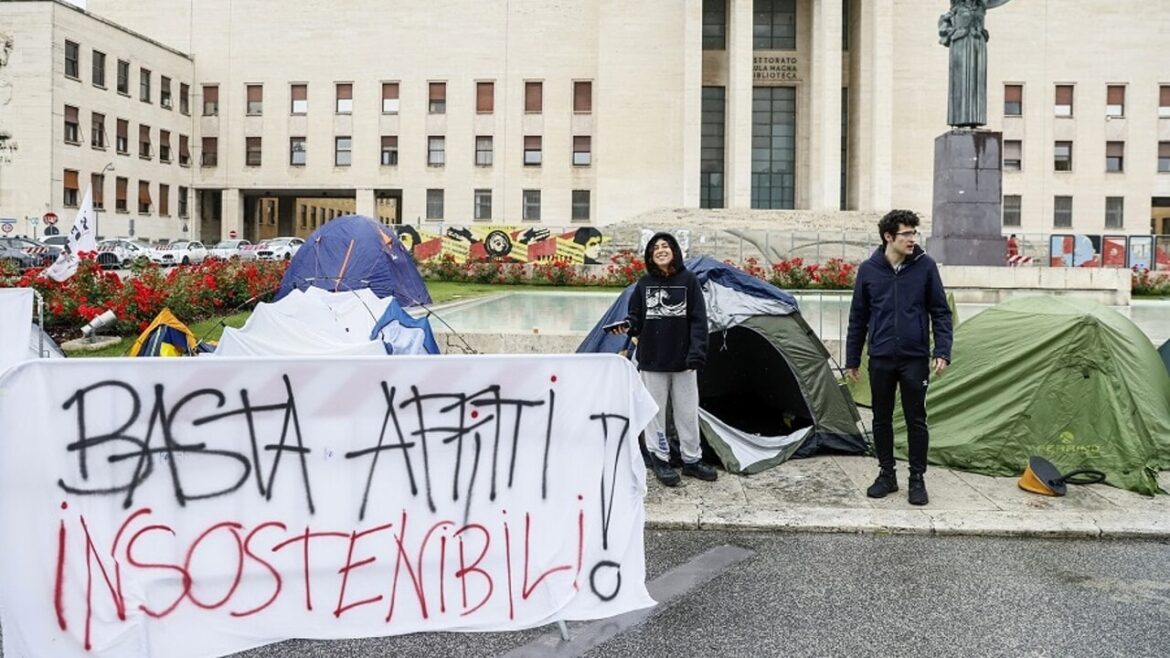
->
xmin=63 ymin=40 xmax=192 ymax=114
xmin=201 ymin=80 xmax=593 ymax=117
xmin=202 ymin=135 xmax=593 ymax=169
xmin=1002 ymin=195 xmax=1125 ymax=229
xmin=62 ymin=168 xmax=188 ymax=217
xmin=1004 ymin=83 xmax=1170 ymax=118
xmin=1003 ymin=140 xmax=1170 ymax=174
xmin=63 ymin=106 xmax=192 ymax=164
xmin=702 ymin=0 xmax=799 ymax=51
xmin=420 ymin=189 xmax=592 ymax=222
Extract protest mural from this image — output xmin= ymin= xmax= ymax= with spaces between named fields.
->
xmin=394 ymin=225 xmax=607 ymax=265
xmin=0 ymin=354 xmax=657 ymax=658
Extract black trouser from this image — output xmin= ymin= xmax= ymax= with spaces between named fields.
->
xmin=869 ymin=356 xmax=930 ymax=477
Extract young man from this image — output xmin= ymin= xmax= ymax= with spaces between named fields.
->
xmin=608 ymin=232 xmax=715 ymax=487
xmin=845 ymin=210 xmax=952 ymax=505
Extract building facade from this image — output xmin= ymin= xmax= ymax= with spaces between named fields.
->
xmin=1 ymin=0 xmax=1168 ymax=244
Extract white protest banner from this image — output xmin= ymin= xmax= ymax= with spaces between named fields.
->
xmin=0 ymin=288 xmax=33 ymax=374
xmin=0 ymin=354 xmax=657 ymax=658
xmin=42 ymin=185 xmax=97 ymax=282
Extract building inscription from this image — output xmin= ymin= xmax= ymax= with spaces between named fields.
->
xmin=753 ymin=54 xmax=801 ymax=83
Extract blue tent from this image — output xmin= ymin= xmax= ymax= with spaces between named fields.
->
xmin=579 ymin=256 xmax=865 ymax=473
xmin=276 ymin=215 xmax=432 ymax=305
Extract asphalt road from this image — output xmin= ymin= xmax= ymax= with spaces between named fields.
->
xmin=5 ymin=531 xmax=1168 ymax=657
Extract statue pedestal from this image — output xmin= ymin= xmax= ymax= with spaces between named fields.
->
xmin=929 ymin=130 xmax=1006 ymax=266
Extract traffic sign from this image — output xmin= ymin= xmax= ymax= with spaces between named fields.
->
xmin=1 ymin=223 xmax=13 ymax=234
xmin=43 ymin=212 xmax=58 ymax=226
xmin=43 ymin=226 xmax=60 ymax=236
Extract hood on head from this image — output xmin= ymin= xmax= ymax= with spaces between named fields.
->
xmin=644 ymin=232 xmax=685 ymax=277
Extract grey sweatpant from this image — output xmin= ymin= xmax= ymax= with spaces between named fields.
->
xmin=641 ymin=369 xmax=702 ymax=464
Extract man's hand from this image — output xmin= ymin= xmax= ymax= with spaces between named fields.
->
xmin=606 ymin=325 xmax=629 ymax=336
xmin=846 ymin=368 xmax=860 ymax=383
xmin=932 ymin=358 xmax=949 ymax=376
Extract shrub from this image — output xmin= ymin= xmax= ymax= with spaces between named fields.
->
xmin=1132 ymin=267 xmax=1170 ymax=296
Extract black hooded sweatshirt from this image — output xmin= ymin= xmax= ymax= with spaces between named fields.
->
xmin=625 ymin=232 xmax=708 ymax=372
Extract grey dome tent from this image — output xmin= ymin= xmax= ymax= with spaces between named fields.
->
xmin=579 ymin=256 xmax=867 ymax=474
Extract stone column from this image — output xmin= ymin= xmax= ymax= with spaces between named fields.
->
xmin=220 ymin=188 xmax=242 ymax=242
xmin=681 ymin=0 xmax=704 ymax=207
xmin=809 ymin=0 xmax=843 ymax=210
xmin=355 ymin=188 xmax=376 ymax=218
xmin=726 ymin=0 xmax=754 ymax=208
xmin=857 ymin=0 xmax=893 ymax=210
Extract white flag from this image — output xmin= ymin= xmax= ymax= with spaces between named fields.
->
xmin=41 ymin=186 xmax=97 ymax=282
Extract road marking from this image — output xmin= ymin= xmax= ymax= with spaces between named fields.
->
xmin=501 ymin=544 xmax=754 ymax=657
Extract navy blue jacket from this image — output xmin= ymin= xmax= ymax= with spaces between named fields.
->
xmin=845 ymin=245 xmax=953 ymax=368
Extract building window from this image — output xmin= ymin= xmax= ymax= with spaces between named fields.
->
xmin=522 ymin=190 xmax=541 ymax=221
xmin=1054 ymin=84 xmax=1073 ymax=117
xmin=178 ymin=186 xmax=188 ymax=218
xmin=426 ymin=189 xmax=444 ymax=220
xmin=1054 ymin=141 xmax=1072 ymax=171
xmin=139 ymin=124 xmax=152 ymax=159
xmin=382 ymin=82 xmax=399 ymax=113
xmin=475 ymin=136 xmax=493 ymax=166
xmin=159 ymin=130 xmax=171 ymax=162
xmin=336 ymin=83 xmax=353 ymax=113
xmin=180 ymin=83 xmax=190 ymax=115
xmin=246 ymin=84 xmax=263 ymax=115
xmin=92 ymin=50 xmax=106 ymax=87
xmin=381 ymin=136 xmax=398 ymax=165
xmin=290 ymin=84 xmax=308 ymax=114
xmin=202 ymin=137 xmax=218 ymax=166
xmin=525 ymin=81 xmax=542 ymax=113
xmin=427 ymin=136 xmax=446 ymax=166
xmin=246 ymin=137 xmax=262 ymax=166
xmin=115 ymin=177 xmax=128 ymax=212
xmin=116 ymin=119 xmax=128 ymax=153
xmin=574 ymin=81 xmax=592 ymax=113
xmin=203 ymin=85 xmax=219 ymax=115
xmin=1106 ymin=85 xmax=1125 ymax=117
xmin=573 ymin=136 xmax=591 ymax=166
xmin=1003 ymin=140 xmax=1022 ymax=171
xmin=477 ymin=82 xmax=494 ymax=113
xmin=139 ymin=68 xmax=152 ymax=102
xmin=63 ymin=170 xmax=79 ymax=207
xmin=179 ymin=134 xmax=190 ymax=166
xmin=429 ymin=82 xmax=446 ymax=114
xmin=753 ymin=0 xmax=797 ymax=50
xmin=160 ymin=76 xmax=172 ymax=109
xmin=751 ymin=86 xmax=796 ymax=209
xmin=1053 ymin=196 xmax=1072 ymax=228
xmin=1105 ymin=141 xmax=1124 ymax=172
xmin=1159 ymin=142 xmax=1170 ymax=173
xmin=1003 ymin=84 xmax=1022 ymax=116
xmin=64 ymin=41 xmax=80 ymax=79
xmin=1002 ymin=195 xmax=1021 ymax=227
xmin=524 ymin=136 xmax=542 ymax=166
xmin=701 ymin=86 xmax=726 ymax=209
xmin=117 ymin=60 xmax=130 ymax=94
xmin=91 ymin=173 xmax=105 ymax=210
xmin=1105 ymin=196 xmax=1124 ymax=229
xmin=1161 ymin=86 xmax=1170 ymax=119
xmin=64 ymin=105 xmax=80 ymax=143
xmin=335 ymin=136 xmax=352 ymax=166
xmin=290 ymin=137 xmax=306 ymax=166
xmin=138 ymin=181 xmax=152 ymax=214
xmin=159 ymin=184 xmax=170 ymax=217
xmin=571 ymin=190 xmax=590 ymax=221
xmin=703 ymin=0 xmax=727 ymax=50
xmin=473 ymin=189 xmax=492 ymax=221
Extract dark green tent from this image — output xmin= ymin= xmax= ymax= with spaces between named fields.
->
xmin=895 ymin=296 xmax=1170 ymax=495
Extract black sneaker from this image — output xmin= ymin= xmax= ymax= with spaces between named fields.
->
xmin=908 ymin=476 xmax=929 ymax=506
xmin=866 ymin=470 xmax=899 ymax=498
xmin=650 ymin=455 xmax=681 ymax=487
xmin=682 ymin=460 xmax=717 ymax=482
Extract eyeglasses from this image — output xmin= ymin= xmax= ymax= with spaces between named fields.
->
xmin=895 ymin=230 xmax=920 ymax=238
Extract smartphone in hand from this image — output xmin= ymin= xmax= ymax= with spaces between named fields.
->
xmin=602 ymin=319 xmax=631 ymax=333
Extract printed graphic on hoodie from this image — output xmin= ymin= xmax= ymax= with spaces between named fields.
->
xmin=646 ymin=286 xmax=687 ymax=318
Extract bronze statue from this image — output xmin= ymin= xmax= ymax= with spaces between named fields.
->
xmin=938 ymin=0 xmax=1012 ymax=128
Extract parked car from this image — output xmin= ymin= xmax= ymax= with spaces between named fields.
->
xmin=0 ymin=242 xmax=41 ymax=270
xmin=149 ymin=240 xmax=208 ymax=266
xmin=256 ymin=237 xmax=304 ymax=261
xmin=207 ymin=239 xmax=252 ymax=260
xmin=96 ymin=238 xmax=152 ymax=269
xmin=41 ymin=235 xmax=71 ymax=249
xmin=0 ymin=237 xmax=59 ymax=266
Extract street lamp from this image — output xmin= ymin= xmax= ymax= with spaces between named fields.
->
xmin=96 ymin=162 xmax=114 ymax=239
